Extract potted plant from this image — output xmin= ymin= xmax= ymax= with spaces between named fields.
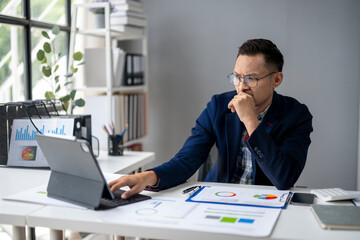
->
xmin=36 ymin=25 xmax=85 ymax=113
xmin=89 ymin=0 xmax=115 ymax=28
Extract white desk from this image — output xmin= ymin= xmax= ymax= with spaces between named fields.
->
xmin=0 ymin=151 xmax=155 ymax=240
xmin=26 ymin=181 xmax=360 ymax=240
xmin=0 ymin=168 xmax=50 ymax=240
xmin=97 ymin=150 xmax=155 ymax=174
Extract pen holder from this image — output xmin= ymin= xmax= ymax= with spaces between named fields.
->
xmin=108 ymin=135 xmax=124 ymax=156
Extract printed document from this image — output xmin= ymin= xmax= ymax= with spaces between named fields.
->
xmin=7 ymin=118 xmax=74 ymax=167
xmin=101 ymin=197 xmax=281 ymax=237
xmin=187 ymin=186 xmax=290 ymax=208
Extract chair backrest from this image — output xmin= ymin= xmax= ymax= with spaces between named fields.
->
xmin=196 ymin=145 xmax=218 ymax=181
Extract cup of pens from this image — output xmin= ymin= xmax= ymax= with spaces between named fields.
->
xmin=108 ymin=134 xmax=124 ymax=156
xmin=104 ymin=123 xmax=127 ymax=156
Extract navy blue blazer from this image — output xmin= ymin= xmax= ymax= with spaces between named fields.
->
xmin=151 ymin=91 xmax=313 ymax=190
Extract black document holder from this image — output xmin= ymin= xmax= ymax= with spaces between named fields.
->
xmin=35 ymin=134 xmax=113 ymax=209
xmin=0 ymin=100 xmax=92 ymax=167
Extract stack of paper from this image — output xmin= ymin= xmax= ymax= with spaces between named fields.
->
xmin=110 ymin=0 xmax=146 ymax=29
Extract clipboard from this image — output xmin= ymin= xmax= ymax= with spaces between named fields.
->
xmin=186 ymin=186 xmax=291 ymax=209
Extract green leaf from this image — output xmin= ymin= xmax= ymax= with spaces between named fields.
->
xmin=71 ymin=65 xmax=78 ymax=73
xmin=77 ymin=61 xmax=86 ymax=66
xmin=55 ymin=85 xmax=61 ymax=93
xmin=44 ymin=91 xmax=55 ymax=99
xmin=42 ymin=66 xmax=52 ymax=77
xmin=54 ymin=65 xmax=59 ymax=72
xmin=42 ymin=31 xmax=50 ymax=39
xmin=41 ymin=56 xmax=47 ymax=64
xmin=74 ymin=98 xmax=85 ymax=107
xmin=73 ymin=51 xmax=83 ymax=61
xmin=36 ymin=50 xmax=45 ymax=61
xmin=70 ymin=90 xmax=76 ymax=100
xmin=43 ymin=42 xmax=51 ymax=53
xmin=63 ymin=101 xmax=69 ymax=112
xmin=59 ymin=95 xmax=71 ymax=103
xmin=55 ymin=75 xmax=60 ymax=83
xmin=64 ymin=81 xmax=73 ymax=86
xmin=52 ymin=25 xmax=60 ymax=35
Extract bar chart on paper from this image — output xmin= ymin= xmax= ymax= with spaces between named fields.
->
xmin=7 ymin=118 xmax=74 ymax=167
xmin=15 ymin=124 xmax=68 ymax=141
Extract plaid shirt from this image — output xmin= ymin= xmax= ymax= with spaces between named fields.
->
xmin=230 ymin=105 xmax=270 ymax=184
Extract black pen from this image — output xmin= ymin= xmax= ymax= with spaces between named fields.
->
xmin=183 ymin=186 xmax=201 ymax=194
xmin=187 ymin=186 xmax=202 ymax=197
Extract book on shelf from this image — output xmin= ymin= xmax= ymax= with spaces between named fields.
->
xmin=110 ymin=0 xmax=146 ymax=28
xmin=111 ymin=15 xmax=147 ymax=27
xmin=111 ymin=0 xmax=142 ymax=6
xmin=111 ymin=25 xmax=144 ymax=36
xmin=84 ymin=48 xmax=125 ymax=88
xmin=111 ymin=10 xmax=145 ymax=19
xmin=126 ymin=143 xmax=142 ymax=151
xmin=111 ymin=0 xmax=144 ymax=14
xmin=85 ymin=93 xmax=147 ymax=149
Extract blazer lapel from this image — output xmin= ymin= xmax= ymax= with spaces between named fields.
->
xmin=225 ymin=111 xmax=242 ymax=180
xmin=261 ymin=91 xmax=282 ymax=134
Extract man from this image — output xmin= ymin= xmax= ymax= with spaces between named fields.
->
xmin=109 ymin=39 xmax=313 ymax=199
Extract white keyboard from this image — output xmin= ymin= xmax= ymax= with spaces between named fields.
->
xmin=311 ymin=188 xmax=360 ymax=202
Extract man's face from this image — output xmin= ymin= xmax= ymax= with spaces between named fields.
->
xmin=233 ymin=54 xmax=281 ymax=114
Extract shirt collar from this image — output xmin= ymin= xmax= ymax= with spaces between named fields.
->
xmin=257 ymin=104 xmax=271 ymax=122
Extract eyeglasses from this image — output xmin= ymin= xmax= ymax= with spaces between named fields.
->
xmin=227 ymin=72 xmax=276 ymax=88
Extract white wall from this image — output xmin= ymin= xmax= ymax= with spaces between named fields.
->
xmin=142 ymin=0 xmax=360 ymax=190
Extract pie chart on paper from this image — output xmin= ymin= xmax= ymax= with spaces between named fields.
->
xmin=253 ymin=194 xmax=277 ymax=200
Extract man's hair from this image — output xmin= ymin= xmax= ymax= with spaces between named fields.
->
xmin=237 ymin=39 xmax=284 ymax=72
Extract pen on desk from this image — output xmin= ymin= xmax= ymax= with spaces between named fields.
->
xmin=187 ymin=186 xmax=202 ymax=197
xmin=183 ymin=186 xmax=196 ymax=194
xmin=183 ymin=186 xmax=202 ymax=195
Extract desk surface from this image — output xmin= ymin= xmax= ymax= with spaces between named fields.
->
xmin=0 ymin=167 xmax=50 ymax=227
xmin=0 ymin=151 xmax=154 ymax=229
xmin=26 ymin=181 xmax=360 ymax=240
xmin=97 ymin=150 xmax=155 ymax=174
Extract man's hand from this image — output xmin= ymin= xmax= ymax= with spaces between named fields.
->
xmin=108 ymin=170 xmax=158 ymax=199
xmin=227 ymin=92 xmax=259 ymax=135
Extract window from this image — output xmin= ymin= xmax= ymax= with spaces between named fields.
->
xmin=0 ymin=0 xmax=71 ymax=103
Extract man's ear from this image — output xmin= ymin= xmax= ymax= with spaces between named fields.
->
xmin=273 ymin=72 xmax=283 ymax=88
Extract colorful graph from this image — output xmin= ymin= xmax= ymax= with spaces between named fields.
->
xmin=215 ymin=191 xmax=236 ymax=197
xmin=21 ymin=146 xmax=37 ymax=160
xmin=253 ymin=194 xmax=277 ymax=200
xmin=205 ymin=215 xmax=255 ymax=224
xmin=15 ymin=124 xmax=67 ymax=141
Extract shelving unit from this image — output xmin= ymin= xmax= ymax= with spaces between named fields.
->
xmin=68 ymin=2 xmax=148 ymax=149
